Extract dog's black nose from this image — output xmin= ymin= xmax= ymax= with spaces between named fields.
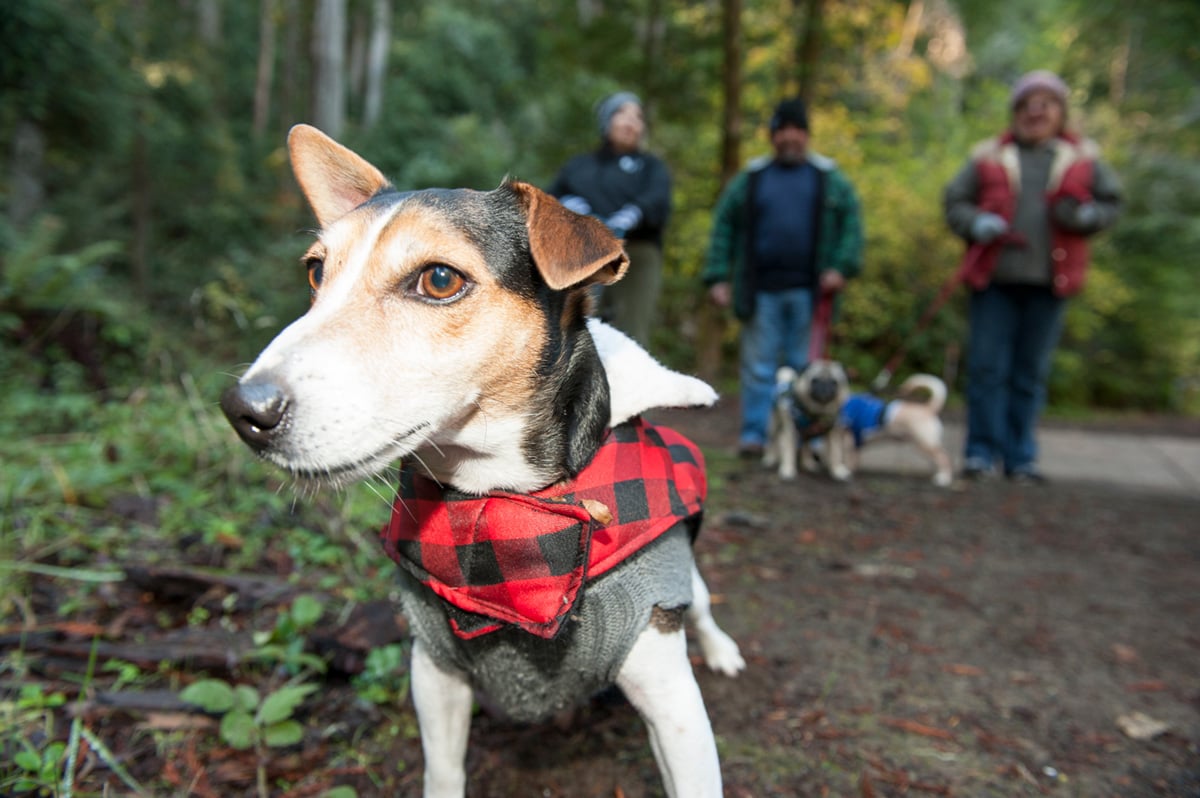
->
xmin=810 ymin=378 xmax=838 ymax=404
xmin=220 ymin=380 xmax=288 ymax=451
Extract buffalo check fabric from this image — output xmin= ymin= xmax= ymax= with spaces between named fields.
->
xmin=380 ymin=418 xmax=706 ymax=639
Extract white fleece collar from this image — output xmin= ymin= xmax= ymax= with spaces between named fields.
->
xmin=587 ymin=318 xmax=718 ymax=426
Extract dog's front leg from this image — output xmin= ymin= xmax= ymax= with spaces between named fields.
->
xmin=828 ymin=427 xmax=852 ymax=482
xmin=617 ymin=624 xmax=723 ymax=797
xmin=411 ymin=638 xmax=473 ymax=798
xmin=777 ymin=406 xmax=799 ymax=480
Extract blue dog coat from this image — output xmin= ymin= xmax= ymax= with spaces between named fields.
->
xmin=838 ymin=393 xmax=898 ymax=448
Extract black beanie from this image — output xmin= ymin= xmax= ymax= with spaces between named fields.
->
xmin=770 ymin=98 xmax=809 ymax=132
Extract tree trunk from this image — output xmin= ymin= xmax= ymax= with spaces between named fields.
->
xmin=280 ymin=0 xmax=302 ymax=131
xmin=697 ymin=0 xmax=743 ymax=383
xmin=795 ymin=0 xmax=825 ymax=104
xmin=311 ymin=0 xmax=347 ymax=139
xmin=718 ymin=0 xmax=743 ymax=186
xmin=895 ymin=0 xmax=924 ymax=59
xmin=348 ymin=7 xmax=366 ymax=109
xmin=639 ymin=0 xmax=666 ymax=102
xmin=131 ymin=127 xmax=151 ymax=300
xmin=196 ymin=0 xmax=220 ymax=46
xmin=253 ymin=0 xmax=277 ymax=137
xmin=362 ymin=0 xmax=391 ymax=130
xmin=8 ymin=119 xmax=46 ymax=232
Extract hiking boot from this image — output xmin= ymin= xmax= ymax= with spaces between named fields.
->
xmin=962 ymin=457 xmax=995 ymax=481
xmin=1007 ymin=466 xmax=1048 ymax=485
xmin=737 ymin=442 xmax=764 ymax=460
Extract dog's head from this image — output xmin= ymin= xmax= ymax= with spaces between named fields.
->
xmin=793 ymin=359 xmax=850 ymax=417
xmin=220 ymin=125 xmax=629 ymax=494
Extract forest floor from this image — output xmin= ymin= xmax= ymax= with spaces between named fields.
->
xmin=3 ymin=401 xmax=1198 ymax=797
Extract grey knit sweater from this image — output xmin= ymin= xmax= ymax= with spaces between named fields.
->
xmin=396 ymin=525 xmax=694 ymax=723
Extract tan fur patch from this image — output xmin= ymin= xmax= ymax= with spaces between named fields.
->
xmin=650 ymin=605 xmax=685 ymax=633
xmin=334 ymin=201 xmax=545 ymax=420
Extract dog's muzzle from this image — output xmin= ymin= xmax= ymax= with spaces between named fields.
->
xmin=808 ymin=376 xmax=840 ymax=405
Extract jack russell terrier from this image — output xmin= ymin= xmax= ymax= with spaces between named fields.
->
xmin=219 ymin=125 xmax=744 ymax=798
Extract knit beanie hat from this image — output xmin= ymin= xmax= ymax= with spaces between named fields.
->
xmin=596 ymin=91 xmax=642 ymax=137
xmin=1010 ymin=70 xmax=1069 ymax=110
xmin=769 ymin=98 xmax=809 ymax=132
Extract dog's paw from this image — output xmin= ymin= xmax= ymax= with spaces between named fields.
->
xmin=932 ymin=471 xmax=953 ymax=488
xmin=699 ymin=629 xmax=746 ymax=677
xmin=778 ymin=465 xmax=797 ymax=480
xmin=830 ymin=464 xmax=852 ymax=482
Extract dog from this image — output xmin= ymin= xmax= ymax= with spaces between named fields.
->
xmin=763 ymin=360 xmax=849 ymax=481
xmin=219 ymin=124 xmax=744 ymax=798
xmin=766 ymin=359 xmax=953 ymax=487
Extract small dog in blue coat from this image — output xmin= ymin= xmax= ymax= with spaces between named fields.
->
xmin=768 ymin=360 xmax=953 ymax=487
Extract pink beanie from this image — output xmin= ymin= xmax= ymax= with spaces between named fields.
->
xmin=1010 ymin=70 xmax=1069 ymax=110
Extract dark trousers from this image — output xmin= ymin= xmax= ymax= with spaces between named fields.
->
xmin=965 ymin=284 xmax=1066 ymax=473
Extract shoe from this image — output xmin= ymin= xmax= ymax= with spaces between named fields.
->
xmin=737 ymin=442 xmax=764 ymax=459
xmin=962 ymin=457 xmax=994 ymax=480
xmin=1007 ymin=467 xmax=1048 ymax=485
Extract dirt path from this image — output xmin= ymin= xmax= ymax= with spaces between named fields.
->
xmin=461 ymin=405 xmax=1200 ymax=797
xmin=6 ymin=405 xmax=1197 ymax=797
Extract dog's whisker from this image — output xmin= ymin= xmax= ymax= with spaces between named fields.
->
xmin=361 ymin=473 xmax=397 ymax=511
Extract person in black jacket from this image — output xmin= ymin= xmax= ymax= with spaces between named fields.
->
xmin=549 ymin=92 xmax=672 ymax=348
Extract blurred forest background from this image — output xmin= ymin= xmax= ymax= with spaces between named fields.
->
xmin=2 ymin=0 xmax=1198 ymax=411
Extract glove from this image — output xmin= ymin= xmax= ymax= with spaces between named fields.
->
xmin=604 ymin=203 xmax=643 ymax=238
xmin=970 ymin=212 xmax=1008 ymax=243
xmin=1075 ymin=202 xmax=1101 ymax=228
xmin=558 ymin=194 xmax=591 ymax=215
xmin=1053 ymin=198 xmax=1100 ymax=231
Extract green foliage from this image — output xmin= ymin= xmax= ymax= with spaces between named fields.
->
xmin=4 ymin=0 xmax=1192 ymax=414
xmin=1 ymin=685 xmax=68 ymax=795
xmin=8 ymin=740 xmax=66 ymax=795
xmin=0 ymin=0 xmax=131 ymax=144
xmin=353 ymin=643 xmax=410 ymax=706
xmin=0 ymin=218 xmax=120 ymax=309
xmin=180 ymin=678 xmax=318 ymax=751
xmin=248 ymin=594 xmax=330 ymax=676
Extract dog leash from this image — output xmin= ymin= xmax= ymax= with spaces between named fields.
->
xmin=869 ymin=233 xmax=1026 ymax=393
xmin=808 ymin=289 xmax=835 ymax=362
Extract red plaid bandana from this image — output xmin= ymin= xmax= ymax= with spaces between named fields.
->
xmin=380 ymin=418 xmax=706 ymax=640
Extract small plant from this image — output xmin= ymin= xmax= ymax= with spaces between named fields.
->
xmin=8 ymin=739 xmax=66 ymax=795
xmin=247 ymin=594 xmax=328 ymax=676
xmin=180 ymin=677 xmax=318 ymax=751
xmin=352 ymin=643 xmax=409 ymax=706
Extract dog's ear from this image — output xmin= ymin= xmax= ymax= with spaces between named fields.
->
xmin=507 ymin=181 xmax=629 ymax=291
xmin=288 ymin=124 xmax=391 ymax=228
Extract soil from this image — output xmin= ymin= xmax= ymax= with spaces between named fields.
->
xmin=5 ymin=402 xmax=1199 ymax=797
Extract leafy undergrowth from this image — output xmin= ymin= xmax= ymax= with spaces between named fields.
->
xmin=2 ymin=365 xmax=1199 ymax=796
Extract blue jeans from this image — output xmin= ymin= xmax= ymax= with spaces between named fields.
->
xmin=739 ymin=288 xmax=814 ymax=446
xmin=965 ymin=284 xmax=1066 ymax=473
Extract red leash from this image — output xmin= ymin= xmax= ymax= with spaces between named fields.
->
xmin=869 ymin=267 xmax=965 ymax=392
xmin=867 ymin=234 xmax=1024 ymax=393
xmin=809 ymin=290 xmax=835 ymax=361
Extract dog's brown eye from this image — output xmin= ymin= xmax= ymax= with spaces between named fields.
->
xmin=417 ymin=264 xmax=466 ymax=301
xmin=306 ymin=257 xmax=324 ymax=292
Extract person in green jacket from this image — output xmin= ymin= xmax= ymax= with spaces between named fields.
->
xmin=702 ymin=97 xmax=864 ymax=457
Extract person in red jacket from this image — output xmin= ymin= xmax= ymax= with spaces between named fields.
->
xmin=944 ymin=70 xmax=1122 ymax=483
